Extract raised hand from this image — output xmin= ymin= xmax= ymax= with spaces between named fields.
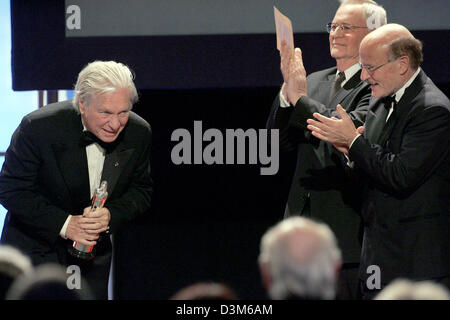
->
xmin=284 ymin=47 xmax=307 ymax=105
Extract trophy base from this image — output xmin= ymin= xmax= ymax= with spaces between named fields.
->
xmin=68 ymin=245 xmax=96 ymax=261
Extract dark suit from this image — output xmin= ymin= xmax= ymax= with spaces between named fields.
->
xmin=0 ymin=101 xmax=153 ymax=299
xmin=349 ymin=70 xmax=450 ymax=294
xmin=267 ymin=67 xmax=371 ymax=299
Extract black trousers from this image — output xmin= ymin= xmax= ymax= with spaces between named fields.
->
xmin=65 ymin=235 xmax=112 ymax=300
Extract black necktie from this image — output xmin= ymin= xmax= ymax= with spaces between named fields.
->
xmin=329 ymin=72 xmax=346 ymax=103
xmin=79 ymin=131 xmax=117 ymax=152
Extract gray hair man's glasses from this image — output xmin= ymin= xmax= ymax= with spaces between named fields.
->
xmin=359 ymin=57 xmax=401 ymax=75
xmin=326 ymin=23 xmax=367 ymax=33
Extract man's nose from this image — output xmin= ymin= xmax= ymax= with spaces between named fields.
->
xmin=331 ymin=26 xmax=344 ymax=37
xmin=108 ymin=115 xmax=121 ymax=130
xmin=360 ymin=68 xmax=370 ymax=81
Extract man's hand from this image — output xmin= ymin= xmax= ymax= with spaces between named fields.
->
xmin=285 ymin=47 xmax=307 ymax=105
xmin=280 ymin=40 xmax=292 ymax=85
xmin=65 ymin=207 xmax=111 ymax=245
xmin=65 ymin=215 xmax=99 ymax=246
xmin=280 ymin=41 xmax=307 ymax=104
xmin=306 ymin=104 xmax=362 ymax=151
xmin=82 ymin=206 xmax=111 ymax=234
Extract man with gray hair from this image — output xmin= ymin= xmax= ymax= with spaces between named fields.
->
xmin=0 ymin=61 xmax=153 ymax=299
xmin=266 ymin=0 xmax=386 ymax=299
xmin=259 ymin=217 xmax=342 ymax=300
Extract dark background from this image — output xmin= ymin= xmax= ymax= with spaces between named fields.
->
xmin=10 ymin=1 xmax=449 ymax=299
xmin=112 ymin=88 xmax=297 ymax=299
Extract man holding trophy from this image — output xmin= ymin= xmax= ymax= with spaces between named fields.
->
xmin=0 ymin=61 xmax=153 ymax=299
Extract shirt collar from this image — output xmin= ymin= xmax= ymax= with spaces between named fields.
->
xmin=337 ymin=63 xmax=361 ymax=87
xmin=392 ymin=67 xmax=421 ymax=103
xmin=81 ymin=123 xmax=105 ymax=152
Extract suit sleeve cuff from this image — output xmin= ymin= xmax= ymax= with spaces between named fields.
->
xmin=349 ymin=134 xmax=362 ymax=150
xmin=279 ymin=90 xmax=291 ymax=108
xmin=345 ymin=134 xmax=362 ymax=167
xmin=59 ymin=215 xmax=72 ymax=239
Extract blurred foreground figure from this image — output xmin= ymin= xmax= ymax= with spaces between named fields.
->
xmin=170 ymin=282 xmax=239 ymax=300
xmin=375 ymin=279 xmax=450 ymax=300
xmin=0 ymin=245 xmax=33 ymax=299
xmin=6 ymin=263 xmax=92 ymax=300
xmin=258 ymin=217 xmax=342 ymax=300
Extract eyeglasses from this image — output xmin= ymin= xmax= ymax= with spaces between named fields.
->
xmin=326 ymin=23 xmax=367 ymax=33
xmin=359 ymin=57 xmax=400 ymax=75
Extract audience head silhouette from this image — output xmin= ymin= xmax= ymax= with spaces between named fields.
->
xmin=0 ymin=245 xmax=33 ymax=299
xmin=259 ymin=217 xmax=342 ymax=300
xmin=6 ymin=263 xmax=93 ymax=300
xmin=170 ymin=281 xmax=238 ymax=300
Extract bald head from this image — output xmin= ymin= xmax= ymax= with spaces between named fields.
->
xmin=361 ymin=23 xmax=423 ymax=70
xmin=359 ymin=24 xmax=423 ymax=97
xmin=362 ymin=23 xmax=414 ymax=48
xmin=281 ymin=227 xmax=323 ymax=264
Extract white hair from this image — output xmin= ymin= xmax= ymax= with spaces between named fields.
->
xmin=0 ymin=245 xmax=33 ymax=279
xmin=259 ymin=217 xmax=342 ymax=300
xmin=6 ymin=263 xmax=93 ymax=300
xmin=339 ymin=0 xmax=387 ymax=29
xmin=73 ymin=60 xmax=138 ymax=110
xmin=375 ymin=279 xmax=450 ymax=300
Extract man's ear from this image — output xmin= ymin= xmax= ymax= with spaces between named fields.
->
xmin=79 ymin=99 xmax=87 ymax=115
xmin=259 ymin=262 xmax=272 ymax=291
xmin=78 ymin=99 xmax=85 ymax=114
xmin=397 ymin=55 xmax=410 ymax=75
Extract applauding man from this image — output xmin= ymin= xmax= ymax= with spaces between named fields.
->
xmin=267 ymin=0 xmax=386 ymax=299
xmin=307 ymin=24 xmax=450 ymax=299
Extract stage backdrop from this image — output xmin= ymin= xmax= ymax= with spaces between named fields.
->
xmin=11 ymin=0 xmax=450 ymax=90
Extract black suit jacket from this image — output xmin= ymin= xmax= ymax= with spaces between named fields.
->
xmin=267 ymin=67 xmax=371 ymax=264
xmin=349 ymin=70 xmax=450 ymax=284
xmin=0 ymin=100 xmax=153 ymax=267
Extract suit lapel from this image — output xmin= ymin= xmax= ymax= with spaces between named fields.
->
xmin=100 ymin=144 xmax=135 ymax=197
xmin=52 ymin=139 xmax=91 ymax=208
xmin=315 ymin=76 xmax=335 ymax=104
xmin=365 ymin=98 xmax=388 ymax=143
xmin=389 ymin=70 xmax=426 ymax=126
xmin=310 ymin=72 xmax=338 ymax=166
xmin=364 ymin=109 xmax=380 ymax=143
xmin=367 ymin=70 xmax=426 ymax=146
xmin=53 ymin=136 xmax=135 ymax=204
xmin=314 ymin=70 xmax=364 ymax=166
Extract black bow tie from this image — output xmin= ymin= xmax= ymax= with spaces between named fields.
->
xmin=382 ymin=95 xmax=397 ymax=109
xmin=79 ymin=131 xmax=117 ymax=152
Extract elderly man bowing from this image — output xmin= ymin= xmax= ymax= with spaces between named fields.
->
xmin=307 ymin=24 xmax=450 ymax=299
xmin=0 ymin=61 xmax=153 ymax=299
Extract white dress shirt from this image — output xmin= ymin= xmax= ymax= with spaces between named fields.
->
xmin=59 ymin=125 xmax=106 ymax=239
